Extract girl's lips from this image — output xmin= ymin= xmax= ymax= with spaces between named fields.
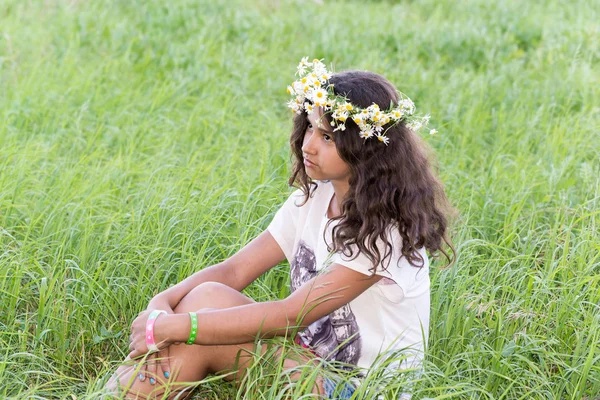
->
xmin=304 ymin=158 xmax=316 ymax=167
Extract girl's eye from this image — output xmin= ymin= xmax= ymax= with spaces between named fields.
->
xmin=323 ymin=134 xmax=333 ymax=142
xmin=307 ymin=123 xmax=313 ymax=130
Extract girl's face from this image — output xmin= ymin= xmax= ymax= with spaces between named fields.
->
xmin=301 ymin=107 xmax=351 ymax=183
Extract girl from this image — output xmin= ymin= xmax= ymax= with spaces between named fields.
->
xmin=105 ymin=58 xmax=454 ymax=399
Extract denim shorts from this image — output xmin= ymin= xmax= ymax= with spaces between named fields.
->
xmin=323 ymin=374 xmax=357 ymax=398
xmin=294 ymin=335 xmax=357 ymax=398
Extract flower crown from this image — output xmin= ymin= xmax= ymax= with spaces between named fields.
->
xmin=286 ymin=57 xmax=437 ymax=145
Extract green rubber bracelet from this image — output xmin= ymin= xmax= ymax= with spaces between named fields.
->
xmin=186 ymin=311 xmax=198 ymax=345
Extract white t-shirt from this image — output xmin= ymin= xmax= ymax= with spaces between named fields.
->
xmin=267 ymin=180 xmax=430 ymax=378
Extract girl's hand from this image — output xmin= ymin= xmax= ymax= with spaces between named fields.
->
xmin=128 ymin=299 xmax=176 ymax=384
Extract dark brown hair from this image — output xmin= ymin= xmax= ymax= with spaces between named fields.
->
xmin=288 ymin=70 xmax=456 ymax=273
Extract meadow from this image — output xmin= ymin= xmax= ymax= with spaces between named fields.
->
xmin=0 ymin=0 xmax=599 ymax=398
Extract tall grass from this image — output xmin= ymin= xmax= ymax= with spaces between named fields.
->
xmin=1 ymin=0 xmax=598 ymax=398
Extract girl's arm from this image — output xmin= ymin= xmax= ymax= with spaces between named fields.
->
xmin=154 ymin=263 xmax=382 ymax=346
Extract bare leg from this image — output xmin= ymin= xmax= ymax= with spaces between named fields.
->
xmin=104 ymin=282 xmax=324 ymax=399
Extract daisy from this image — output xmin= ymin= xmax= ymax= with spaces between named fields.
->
xmin=312 ymin=60 xmax=327 ymax=76
xmin=372 ymin=110 xmax=382 ymax=122
xmin=366 ymin=104 xmax=380 ymax=116
xmin=422 ymin=114 xmax=431 ymax=125
xmin=287 ymin=99 xmax=302 ymax=114
xmin=311 ymin=88 xmax=328 ymax=107
xmin=320 ymin=72 xmax=331 ymax=82
xmin=297 ymin=56 xmax=310 ymax=75
xmin=408 ymin=121 xmax=422 ymax=131
xmin=304 ymin=102 xmax=315 ymax=114
xmin=293 ymin=81 xmax=304 ymax=94
xmin=359 ymin=128 xmax=374 ymax=139
xmin=391 ymin=109 xmax=404 ymax=120
xmin=400 ymin=98 xmax=415 ymax=115
xmin=376 ymin=135 xmax=390 ymax=145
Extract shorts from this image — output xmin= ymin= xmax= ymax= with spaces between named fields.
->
xmin=294 ymin=335 xmax=358 ymax=399
xmin=323 ymin=374 xmax=357 ymax=398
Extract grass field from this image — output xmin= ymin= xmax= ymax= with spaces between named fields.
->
xmin=1 ymin=0 xmax=599 ymax=398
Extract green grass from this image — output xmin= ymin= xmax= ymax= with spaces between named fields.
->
xmin=1 ymin=0 xmax=599 ymax=398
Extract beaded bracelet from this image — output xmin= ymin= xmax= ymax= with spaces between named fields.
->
xmin=146 ymin=310 xmax=167 ymax=353
xmin=186 ymin=311 xmax=198 ymax=345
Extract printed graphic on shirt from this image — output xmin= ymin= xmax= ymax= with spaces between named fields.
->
xmin=290 ymin=240 xmax=361 ymax=365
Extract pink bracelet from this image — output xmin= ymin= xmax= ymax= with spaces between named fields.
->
xmin=146 ymin=310 xmax=167 ymax=353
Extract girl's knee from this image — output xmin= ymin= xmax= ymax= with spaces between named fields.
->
xmin=187 ymin=281 xmax=228 ymax=300
xmin=177 ymin=282 xmax=255 ymax=312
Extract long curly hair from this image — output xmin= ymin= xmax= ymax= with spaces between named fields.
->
xmin=288 ymin=70 xmax=456 ymax=272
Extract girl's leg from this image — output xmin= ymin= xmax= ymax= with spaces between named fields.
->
xmin=104 ymin=282 xmax=324 ymax=399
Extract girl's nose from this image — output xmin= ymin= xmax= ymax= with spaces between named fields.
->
xmin=302 ymin=132 xmax=317 ymax=155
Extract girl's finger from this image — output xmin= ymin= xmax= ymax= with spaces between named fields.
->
xmin=157 ymin=346 xmax=171 ymax=381
xmin=138 ymin=356 xmax=152 ymax=382
xmin=149 ymin=352 xmax=158 ymax=386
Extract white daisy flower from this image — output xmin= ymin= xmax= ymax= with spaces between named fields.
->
xmin=376 ymin=135 xmax=390 ymax=145
xmin=293 ymin=81 xmax=304 ymax=94
xmin=358 ymin=120 xmax=370 ymax=131
xmin=287 ymin=99 xmax=303 ymax=114
xmin=304 ymin=102 xmax=314 ymax=114
xmin=391 ymin=108 xmax=404 ymax=120
xmin=422 ymin=114 xmax=431 ymax=125
xmin=297 ymin=56 xmax=310 ymax=75
xmin=400 ymin=98 xmax=415 ymax=115
xmin=429 ymin=129 xmax=438 ymax=135
xmin=366 ymin=104 xmax=380 ymax=115
xmin=319 ymin=72 xmax=331 ymax=83
xmin=408 ymin=121 xmax=422 ymax=131
xmin=372 ymin=110 xmax=382 ymax=122
xmin=310 ymin=88 xmax=328 ymax=107
xmin=333 ymin=111 xmax=349 ymax=122
xmin=312 ymin=59 xmax=327 ymax=75
xmin=359 ymin=127 xmax=374 ymax=139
